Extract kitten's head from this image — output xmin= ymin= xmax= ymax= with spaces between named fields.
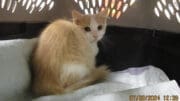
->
xmin=72 ymin=10 xmax=108 ymax=43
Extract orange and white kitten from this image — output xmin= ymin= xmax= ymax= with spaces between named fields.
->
xmin=32 ymin=10 xmax=109 ymax=96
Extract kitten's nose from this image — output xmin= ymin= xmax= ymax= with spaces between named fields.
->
xmin=93 ymin=34 xmax=98 ymax=39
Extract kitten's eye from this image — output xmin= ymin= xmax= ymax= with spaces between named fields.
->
xmin=97 ymin=25 xmax=103 ymax=30
xmin=84 ymin=27 xmax=91 ymax=32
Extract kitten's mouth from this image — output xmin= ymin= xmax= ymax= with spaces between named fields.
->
xmin=91 ymin=38 xmax=98 ymax=43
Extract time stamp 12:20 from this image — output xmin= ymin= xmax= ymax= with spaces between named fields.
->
xmin=129 ymin=95 xmax=179 ymax=101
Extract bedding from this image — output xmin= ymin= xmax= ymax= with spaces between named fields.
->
xmin=0 ymin=38 xmax=37 ymax=101
xmin=82 ymin=80 xmax=180 ymax=101
xmin=33 ymin=66 xmax=179 ymax=101
xmin=0 ymin=38 xmax=179 ymax=101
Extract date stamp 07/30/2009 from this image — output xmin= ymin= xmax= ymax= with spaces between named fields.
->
xmin=129 ymin=95 xmax=179 ymax=101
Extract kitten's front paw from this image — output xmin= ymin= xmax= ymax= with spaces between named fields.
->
xmin=95 ymin=65 xmax=111 ymax=80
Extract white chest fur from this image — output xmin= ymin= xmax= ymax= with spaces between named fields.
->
xmin=62 ymin=64 xmax=90 ymax=78
xmin=91 ymin=42 xmax=99 ymax=56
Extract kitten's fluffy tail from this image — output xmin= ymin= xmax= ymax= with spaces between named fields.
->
xmin=64 ymin=65 xmax=110 ymax=93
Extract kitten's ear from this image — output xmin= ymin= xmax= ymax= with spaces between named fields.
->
xmin=72 ymin=10 xmax=83 ymax=19
xmin=98 ymin=9 xmax=108 ymax=17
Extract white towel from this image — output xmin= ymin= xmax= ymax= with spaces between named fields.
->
xmin=82 ymin=80 xmax=180 ymax=101
xmin=33 ymin=66 xmax=178 ymax=101
xmin=106 ymin=65 xmax=170 ymax=88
